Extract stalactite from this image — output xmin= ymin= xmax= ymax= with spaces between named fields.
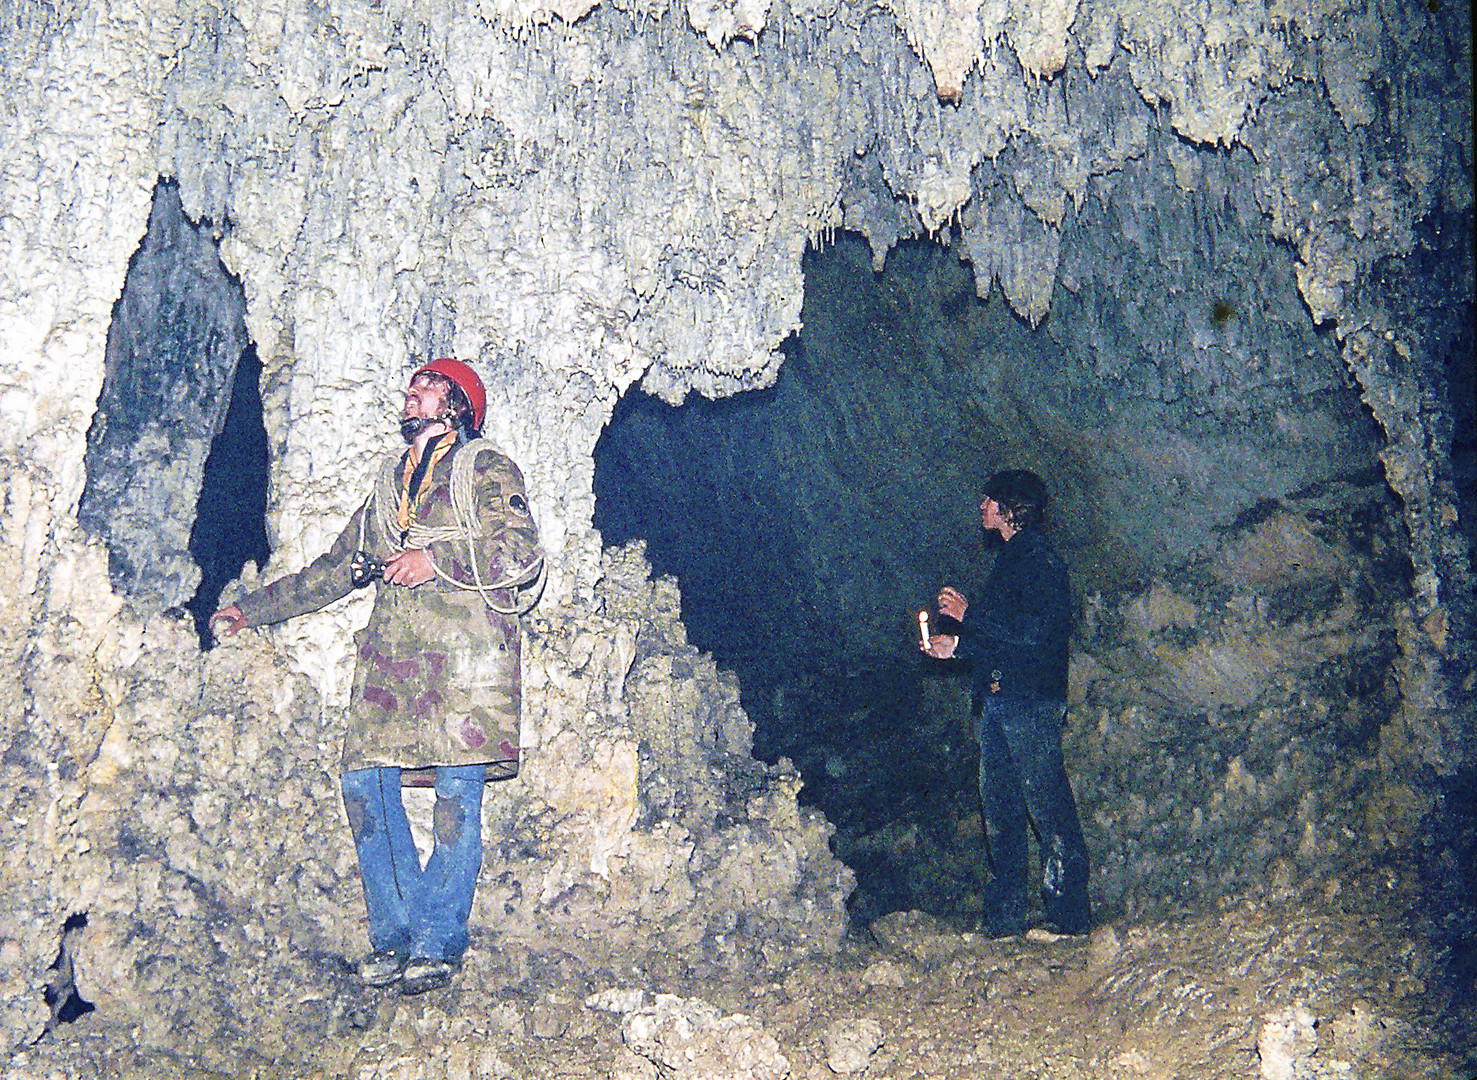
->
xmin=0 ymin=0 xmax=1469 ymax=1067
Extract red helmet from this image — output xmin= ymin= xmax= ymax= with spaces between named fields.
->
xmin=413 ymin=358 xmax=486 ymax=432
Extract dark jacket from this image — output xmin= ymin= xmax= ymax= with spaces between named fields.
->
xmin=954 ymin=526 xmax=1072 ymax=702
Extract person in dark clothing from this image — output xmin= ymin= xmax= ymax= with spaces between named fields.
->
xmin=922 ymin=469 xmax=1090 ymax=936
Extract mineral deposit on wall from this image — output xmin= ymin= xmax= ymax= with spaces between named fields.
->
xmin=0 ymin=0 xmax=1468 ymax=1064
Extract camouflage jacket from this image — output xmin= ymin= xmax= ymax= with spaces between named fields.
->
xmin=235 ymin=439 xmax=542 ymax=774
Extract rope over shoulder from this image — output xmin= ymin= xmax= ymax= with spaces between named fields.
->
xmin=363 ymin=441 xmax=545 ymax=615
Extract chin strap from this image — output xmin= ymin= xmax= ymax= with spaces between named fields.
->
xmin=400 ymin=412 xmax=461 ymax=443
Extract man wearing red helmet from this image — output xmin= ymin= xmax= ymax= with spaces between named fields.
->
xmin=213 ymin=359 xmax=543 ymax=994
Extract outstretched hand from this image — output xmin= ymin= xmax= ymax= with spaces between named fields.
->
xmin=937 ymin=586 xmax=968 ymax=621
xmin=209 ymin=605 xmax=246 ymax=638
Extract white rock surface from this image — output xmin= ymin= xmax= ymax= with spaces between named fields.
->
xmin=1258 ymin=1004 xmax=1319 ymax=1080
xmin=623 ymin=993 xmax=791 ymax=1079
xmin=824 ymin=1016 xmax=884 ymax=1073
xmin=0 ymin=0 xmax=1467 ymax=1061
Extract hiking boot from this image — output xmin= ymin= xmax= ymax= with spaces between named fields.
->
xmin=400 ymin=957 xmax=459 ymax=995
xmin=357 ymin=949 xmax=408 ymax=988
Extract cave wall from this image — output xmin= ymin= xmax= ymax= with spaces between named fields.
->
xmin=0 ymin=0 xmax=1469 ymax=1057
xmin=1072 ymin=477 xmax=1417 ymax=916
xmin=50 ymin=547 xmax=846 ymax=1065
xmin=804 ymin=475 xmax=1417 ymax=926
xmin=596 ymin=220 xmax=1387 ymax=681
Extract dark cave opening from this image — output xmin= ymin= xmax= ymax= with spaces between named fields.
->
xmin=593 ymin=223 xmax=1428 ymax=930
xmin=593 ymin=233 xmax=1013 ymax=925
xmin=78 ymin=179 xmax=270 ymax=645
xmin=595 ymin=394 xmax=982 ymax=928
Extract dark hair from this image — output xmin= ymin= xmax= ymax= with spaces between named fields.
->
xmin=416 ymin=371 xmax=478 ymax=439
xmin=983 ymin=469 xmax=1049 ymax=529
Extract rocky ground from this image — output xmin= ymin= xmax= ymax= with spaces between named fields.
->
xmin=12 ymin=861 xmax=1472 ymax=1080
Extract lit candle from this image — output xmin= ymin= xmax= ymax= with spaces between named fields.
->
xmin=918 ymin=610 xmax=929 ymax=647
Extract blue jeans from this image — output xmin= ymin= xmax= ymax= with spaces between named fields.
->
xmin=976 ymin=696 xmax=1090 ymax=933
xmin=340 ymin=765 xmax=485 ymax=962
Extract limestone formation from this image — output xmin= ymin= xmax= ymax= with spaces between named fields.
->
xmin=1257 ymin=1003 xmax=1319 ymax=1080
xmin=622 ymin=993 xmax=790 ymax=1079
xmin=0 ymin=0 xmax=1469 ymax=1070
xmin=823 ymin=1015 xmax=884 ymax=1073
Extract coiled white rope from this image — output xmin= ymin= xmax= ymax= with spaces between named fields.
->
xmin=365 ymin=442 xmax=545 ymax=614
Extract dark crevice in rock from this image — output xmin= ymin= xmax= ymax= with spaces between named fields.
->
xmin=79 ymin=178 xmax=261 ymax=618
xmin=185 ymin=343 xmax=271 ymax=649
xmin=1415 ymin=762 xmax=1477 ymax=1061
xmin=43 ymin=912 xmax=93 ymax=1031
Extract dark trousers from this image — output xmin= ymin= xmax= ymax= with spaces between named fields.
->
xmin=976 ymin=695 xmax=1090 ymax=933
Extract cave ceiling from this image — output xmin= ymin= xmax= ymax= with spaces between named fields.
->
xmin=1 ymin=0 xmax=1466 ymax=592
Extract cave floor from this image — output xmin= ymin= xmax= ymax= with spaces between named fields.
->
xmin=13 ymin=873 xmax=1472 ymax=1080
